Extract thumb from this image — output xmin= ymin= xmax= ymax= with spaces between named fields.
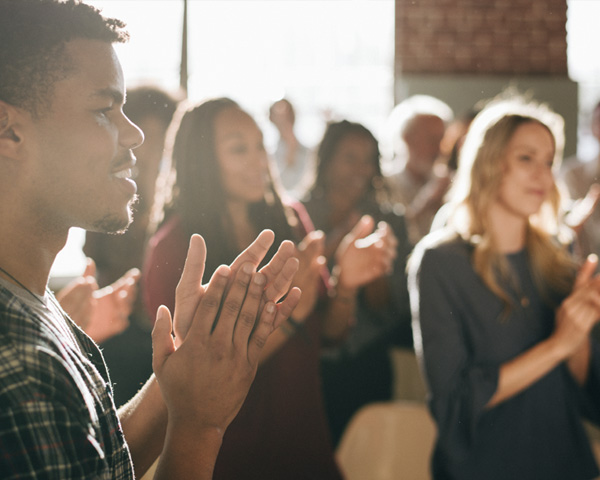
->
xmin=348 ymin=215 xmax=375 ymax=241
xmin=152 ymin=305 xmax=175 ymax=373
xmin=575 ymin=254 xmax=599 ymax=288
xmin=82 ymin=258 xmax=96 ymax=279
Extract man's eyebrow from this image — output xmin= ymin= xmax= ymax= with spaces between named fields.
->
xmin=89 ymin=88 xmax=125 ymax=105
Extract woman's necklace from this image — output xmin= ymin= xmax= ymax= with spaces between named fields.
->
xmin=0 ymin=264 xmax=46 ymax=304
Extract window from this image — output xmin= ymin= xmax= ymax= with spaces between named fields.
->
xmin=51 ymin=0 xmax=395 ymax=282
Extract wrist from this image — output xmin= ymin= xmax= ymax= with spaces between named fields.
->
xmin=329 ymin=264 xmax=358 ymax=298
xmin=166 ymin=416 xmax=225 ymax=451
xmin=544 ymin=335 xmax=571 ymax=363
xmin=159 ymin=422 xmax=224 ymax=479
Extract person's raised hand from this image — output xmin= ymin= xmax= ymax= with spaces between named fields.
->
xmin=57 ymin=258 xmax=98 ymax=328
xmin=57 ymin=259 xmax=140 ymax=343
xmin=552 ymin=254 xmax=600 ymax=358
xmin=230 ymin=230 xmax=300 ymax=307
xmin=288 ymin=230 xmax=326 ymax=321
xmin=333 ymin=216 xmax=398 ymax=291
xmin=565 ymin=183 xmax=600 ymax=235
xmin=152 ymin=235 xmax=300 ymax=437
xmin=172 ymin=231 xmax=301 ymax=344
xmin=86 ymin=267 xmax=140 ymax=343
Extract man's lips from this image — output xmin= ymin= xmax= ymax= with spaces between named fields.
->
xmin=111 ymin=152 xmax=137 ymax=175
xmin=113 ymin=168 xmax=133 ymax=179
xmin=111 ymin=153 xmax=138 ymax=195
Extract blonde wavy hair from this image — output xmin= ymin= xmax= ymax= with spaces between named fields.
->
xmin=446 ymin=96 xmax=577 ymax=310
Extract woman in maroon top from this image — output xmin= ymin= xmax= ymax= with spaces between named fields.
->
xmin=143 ymin=97 xmax=396 ymax=479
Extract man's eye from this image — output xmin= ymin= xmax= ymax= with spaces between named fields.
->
xmin=96 ymin=107 xmax=112 ymax=117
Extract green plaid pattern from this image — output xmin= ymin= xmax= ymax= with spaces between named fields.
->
xmin=0 ymin=285 xmax=134 ymax=479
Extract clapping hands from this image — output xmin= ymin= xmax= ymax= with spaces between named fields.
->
xmin=333 ymin=215 xmax=398 ymax=291
xmin=57 ymin=259 xmax=140 ymax=343
xmin=151 ymin=230 xmax=301 ymax=437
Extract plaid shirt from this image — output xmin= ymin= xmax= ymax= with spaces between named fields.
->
xmin=0 ymin=283 xmax=134 ymax=479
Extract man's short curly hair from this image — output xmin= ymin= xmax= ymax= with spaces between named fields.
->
xmin=0 ymin=0 xmax=128 ymax=117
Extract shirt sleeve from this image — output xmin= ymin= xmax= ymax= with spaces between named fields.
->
xmin=408 ymin=243 xmax=499 ymax=464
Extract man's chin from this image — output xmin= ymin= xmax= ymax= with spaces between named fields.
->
xmin=89 ymin=196 xmax=137 ymax=234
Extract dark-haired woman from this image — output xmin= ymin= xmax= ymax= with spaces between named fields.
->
xmin=302 ymin=119 xmax=415 ymax=445
xmin=143 ymin=99 xmax=396 ymax=479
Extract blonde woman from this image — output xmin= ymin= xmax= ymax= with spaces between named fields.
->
xmin=408 ymin=97 xmax=600 ymax=479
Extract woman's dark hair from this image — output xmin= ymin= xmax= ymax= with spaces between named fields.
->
xmin=310 ymin=119 xmax=383 ymax=202
xmin=123 ymin=86 xmax=180 ymax=129
xmin=167 ymin=97 xmax=295 ymax=273
xmin=0 ymin=0 xmax=128 ymax=117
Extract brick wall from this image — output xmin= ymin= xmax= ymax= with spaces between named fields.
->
xmin=395 ymin=0 xmax=568 ymax=75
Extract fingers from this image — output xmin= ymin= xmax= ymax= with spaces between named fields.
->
xmin=259 ymin=240 xmax=296 ymax=283
xmin=58 ymin=277 xmax=94 ymax=304
xmin=230 ymin=229 xmax=275 ymax=271
xmin=246 ymin=301 xmax=276 ymax=365
xmin=264 ymin=257 xmax=300 ymax=303
xmin=173 ymin=234 xmax=208 ymax=340
xmin=296 ymin=232 xmax=325 ymax=278
xmin=583 ymin=277 xmax=600 ymax=314
xmin=152 ymin=305 xmax=176 ymax=372
xmin=574 ymin=254 xmax=599 ymax=288
xmin=211 ymin=263 xmax=257 ymax=339
xmin=378 ymin=222 xmax=398 ymax=253
xmin=114 ymin=268 xmax=141 ymax=289
xmin=559 ymin=275 xmax=600 ymax=334
xmin=233 ymin=270 xmax=268 ymax=351
xmin=189 ymin=264 xmax=231 ymax=339
xmin=585 ymin=183 xmax=600 ymax=206
xmin=273 ymin=287 xmax=302 ymax=329
xmin=348 ymin=215 xmax=375 ymax=241
xmin=95 ymin=268 xmax=140 ymax=301
xmin=176 ymin=235 xmax=207 ymax=300
xmin=57 ymin=277 xmax=96 ymax=324
xmin=82 ymin=258 xmax=96 ymax=279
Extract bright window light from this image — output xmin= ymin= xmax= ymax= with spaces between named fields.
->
xmin=51 ymin=0 xmax=395 ymax=283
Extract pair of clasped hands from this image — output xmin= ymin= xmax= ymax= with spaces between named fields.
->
xmin=291 ymin=215 xmax=399 ymax=323
xmin=152 ymin=215 xmax=397 ymax=434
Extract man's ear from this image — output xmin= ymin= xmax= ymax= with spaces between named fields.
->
xmin=0 ymin=101 xmax=23 ymax=159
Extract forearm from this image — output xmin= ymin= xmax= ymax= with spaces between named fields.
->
xmin=118 ymin=375 xmax=167 ymax=477
xmin=486 ymin=338 xmax=564 ymax=409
